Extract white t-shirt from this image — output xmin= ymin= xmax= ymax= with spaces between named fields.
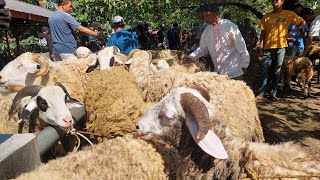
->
xmin=309 ymin=15 xmax=320 ymax=37
xmin=188 ymin=19 xmax=250 ymax=78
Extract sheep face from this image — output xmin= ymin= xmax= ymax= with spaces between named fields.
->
xmin=86 ymin=46 xmax=123 ymax=73
xmin=136 ymin=100 xmax=179 ymax=140
xmin=0 ymin=53 xmax=50 ymax=88
xmin=10 ymin=85 xmax=83 ymax=130
xmin=0 ymin=53 xmax=41 ymax=87
xmin=76 ymin=46 xmax=91 ymax=59
xmin=136 ymin=87 xmax=228 ymax=159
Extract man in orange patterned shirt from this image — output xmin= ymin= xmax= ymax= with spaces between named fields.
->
xmin=256 ymin=0 xmax=305 ymax=101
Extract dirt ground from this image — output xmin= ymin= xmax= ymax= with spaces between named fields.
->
xmin=243 ymin=54 xmax=320 ymax=154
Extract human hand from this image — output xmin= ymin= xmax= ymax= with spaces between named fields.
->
xmin=258 ymin=49 xmax=264 ymax=61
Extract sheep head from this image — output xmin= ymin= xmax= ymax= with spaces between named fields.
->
xmin=76 ymin=46 xmax=92 ymax=59
xmin=8 ymin=83 xmax=83 ymax=130
xmin=136 ymin=87 xmax=228 ymax=159
xmin=86 ymin=46 xmax=123 ymax=73
xmin=0 ymin=53 xmax=51 ymax=88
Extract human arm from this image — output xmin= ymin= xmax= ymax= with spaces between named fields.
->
xmin=77 ymin=25 xmax=99 ymax=37
xmin=302 ymin=36 xmax=316 ymax=57
xmin=258 ymin=30 xmax=266 ymax=61
xmin=187 ymin=29 xmax=209 ymax=61
xmin=302 ymin=18 xmax=319 ymax=57
xmin=287 ymin=15 xmax=306 ymax=38
xmin=45 ymin=36 xmax=53 ymax=54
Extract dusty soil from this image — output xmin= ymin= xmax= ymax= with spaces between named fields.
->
xmin=244 ymin=54 xmax=320 ymax=153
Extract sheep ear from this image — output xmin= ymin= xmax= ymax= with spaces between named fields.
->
xmin=114 ymin=57 xmax=123 ymax=65
xmin=18 ymin=100 xmax=38 ymax=124
xmin=66 ymin=99 xmax=84 ymax=109
xmin=185 ymin=118 xmax=228 ymax=159
xmin=86 ymin=59 xmax=99 ymax=73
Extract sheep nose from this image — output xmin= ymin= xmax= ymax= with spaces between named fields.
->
xmin=63 ymin=118 xmax=72 ymax=125
xmin=36 ymin=64 xmax=41 ymax=69
xmin=135 ymin=125 xmax=140 ymax=129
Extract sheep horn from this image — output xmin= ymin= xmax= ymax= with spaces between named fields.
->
xmin=8 ymin=85 xmax=42 ymax=118
xmin=55 ymin=82 xmax=79 ymax=102
xmin=180 ymin=92 xmax=210 ymax=141
xmin=32 ymin=53 xmax=50 ymax=76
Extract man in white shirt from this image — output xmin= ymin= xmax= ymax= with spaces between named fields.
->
xmin=301 ymin=8 xmax=320 ymax=57
xmin=187 ymin=3 xmax=250 ymax=80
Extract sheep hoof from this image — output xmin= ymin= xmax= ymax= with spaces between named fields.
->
xmin=303 ymin=95 xmax=307 ymax=99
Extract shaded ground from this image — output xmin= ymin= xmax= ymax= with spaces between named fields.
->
xmin=244 ymin=53 xmax=320 ymax=153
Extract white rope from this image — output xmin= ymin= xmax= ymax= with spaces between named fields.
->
xmin=67 ymin=128 xmax=94 ymax=152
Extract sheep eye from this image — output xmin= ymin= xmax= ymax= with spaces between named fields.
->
xmin=18 ymin=64 xmax=23 ymax=68
xmin=36 ymin=96 xmax=48 ymax=112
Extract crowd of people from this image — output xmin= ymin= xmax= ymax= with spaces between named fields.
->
xmin=38 ymin=0 xmax=319 ymax=101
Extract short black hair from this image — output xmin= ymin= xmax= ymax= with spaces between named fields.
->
xmin=300 ymin=8 xmax=314 ymax=19
xmin=173 ymin=23 xmax=178 ymax=28
xmin=57 ymin=0 xmax=70 ymax=6
xmin=202 ymin=3 xmax=220 ymax=13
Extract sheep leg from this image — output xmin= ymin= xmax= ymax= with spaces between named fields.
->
xmin=302 ymin=80 xmax=307 ymax=99
xmin=287 ymin=75 xmax=292 ymax=90
xmin=307 ymin=81 xmax=312 ymax=97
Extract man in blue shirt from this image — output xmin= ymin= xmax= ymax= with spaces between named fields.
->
xmin=49 ymin=0 xmax=100 ymax=61
xmin=107 ymin=15 xmax=138 ymax=56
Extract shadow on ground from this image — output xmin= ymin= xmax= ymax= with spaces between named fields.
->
xmin=243 ymin=51 xmax=320 ymax=151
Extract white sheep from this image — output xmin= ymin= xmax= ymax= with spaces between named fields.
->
xmin=0 ymin=53 xmax=90 ymax=133
xmin=126 ymin=50 xmax=264 ymax=142
xmin=86 ymin=46 xmax=126 ymax=73
xmin=0 ymin=52 xmax=90 ymax=102
xmin=15 ymin=134 xmax=168 ymax=180
xmin=75 ymin=46 xmax=97 ymax=65
xmin=136 ymin=87 xmax=320 ymax=179
xmin=280 ymin=56 xmax=313 ymax=98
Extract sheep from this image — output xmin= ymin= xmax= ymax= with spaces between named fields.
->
xmin=8 ymin=83 xmax=84 ymax=131
xmin=307 ymin=44 xmax=320 ymax=83
xmin=84 ymin=66 xmax=153 ymax=137
xmin=148 ymin=49 xmax=205 ymax=73
xmin=86 ymin=46 xmax=126 ymax=73
xmin=152 ymin=58 xmax=206 ymax=73
xmin=126 ymin=50 xmax=264 ymax=142
xmin=0 ymin=52 xmax=90 ymax=102
xmin=75 ymin=46 xmax=97 ymax=65
xmin=280 ymin=56 xmax=313 ymax=98
xmin=136 ymin=87 xmax=320 ymax=179
xmin=15 ymin=134 xmax=168 ymax=180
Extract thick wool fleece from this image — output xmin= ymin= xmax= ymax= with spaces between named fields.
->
xmin=85 ymin=66 xmax=151 ymax=136
xmin=16 ymin=134 xmax=168 ymax=180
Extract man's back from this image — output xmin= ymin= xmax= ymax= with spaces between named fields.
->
xmin=48 ymin=11 xmax=80 ymax=53
xmin=107 ymin=29 xmax=138 ymax=56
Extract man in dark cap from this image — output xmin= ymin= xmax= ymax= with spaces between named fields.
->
xmin=187 ymin=3 xmax=249 ymax=80
xmin=38 ymin=26 xmax=53 ymax=59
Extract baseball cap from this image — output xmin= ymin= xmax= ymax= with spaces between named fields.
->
xmin=111 ymin=15 xmax=124 ymax=25
xmin=41 ymin=26 xmax=49 ymax=32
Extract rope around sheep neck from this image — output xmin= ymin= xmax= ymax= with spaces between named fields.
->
xmin=245 ymin=163 xmax=320 ymax=180
xmin=67 ymin=128 xmax=94 ymax=152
